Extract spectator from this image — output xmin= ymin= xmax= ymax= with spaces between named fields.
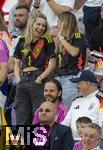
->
xmin=8 ymin=0 xmax=33 ymax=36
xmin=0 ymin=39 xmax=9 ymax=86
xmin=62 ymin=70 xmax=103 ymax=141
xmin=0 ymin=38 xmax=9 ymax=108
xmin=5 ymin=5 xmax=30 ymax=125
xmin=13 ymin=10 xmax=56 ymax=125
xmin=74 ymin=0 xmax=102 ymax=47
xmin=83 ymin=0 xmax=102 ymax=47
xmin=90 ymin=3 xmax=103 ymax=53
xmin=37 ymin=101 xmax=74 ymax=150
xmin=33 ymin=79 xmax=68 ymax=124
xmin=0 ymin=9 xmax=12 ymax=76
xmin=76 ymin=117 xmax=92 ymax=139
xmin=0 ymin=10 xmax=12 ymax=53
xmin=73 ymin=123 xmax=102 ymax=150
xmin=0 ymin=12 xmax=11 ymax=122
xmin=34 ymin=0 xmax=75 ymax=51
xmin=88 ymin=4 xmax=103 ymax=72
xmin=55 ymin=11 xmax=87 ymax=107
xmin=9 ymin=5 xmax=30 ymax=55
xmin=8 ymin=5 xmax=30 ymax=82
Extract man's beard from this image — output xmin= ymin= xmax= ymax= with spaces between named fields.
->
xmin=45 ymin=95 xmax=58 ymax=103
xmin=15 ymin=24 xmax=26 ymax=30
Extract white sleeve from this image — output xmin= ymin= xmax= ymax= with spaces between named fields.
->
xmin=59 ymin=0 xmax=75 ymax=9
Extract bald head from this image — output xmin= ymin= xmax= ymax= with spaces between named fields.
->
xmin=40 ymin=101 xmax=56 ymax=111
xmin=38 ymin=101 xmax=56 ymax=125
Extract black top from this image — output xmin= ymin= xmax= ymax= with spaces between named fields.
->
xmin=56 ymin=32 xmax=87 ymax=76
xmin=50 ymin=122 xmax=74 ymax=150
xmin=13 ymin=34 xmax=55 ymax=71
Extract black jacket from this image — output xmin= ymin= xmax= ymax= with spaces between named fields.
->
xmin=50 ymin=122 xmax=74 ymax=150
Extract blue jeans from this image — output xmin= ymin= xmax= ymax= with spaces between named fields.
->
xmin=55 ymin=76 xmax=79 ymax=108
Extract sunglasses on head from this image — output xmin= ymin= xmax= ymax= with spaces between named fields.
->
xmin=39 ymin=108 xmax=52 ymax=113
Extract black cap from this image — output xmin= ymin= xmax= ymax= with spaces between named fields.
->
xmin=70 ymin=70 xmax=98 ymax=83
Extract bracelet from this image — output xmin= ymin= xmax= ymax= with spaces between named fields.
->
xmin=33 ymin=5 xmax=40 ymax=8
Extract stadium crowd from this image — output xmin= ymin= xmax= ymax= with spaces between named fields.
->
xmin=0 ymin=0 xmax=103 ymax=150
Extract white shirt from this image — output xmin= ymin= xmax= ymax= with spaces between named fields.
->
xmin=40 ymin=0 xmax=75 ymax=27
xmin=85 ymin=0 xmax=103 ymax=7
xmin=61 ymin=90 xmax=103 ymax=140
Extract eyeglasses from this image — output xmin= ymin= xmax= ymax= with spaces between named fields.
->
xmin=39 ymin=108 xmax=52 ymax=113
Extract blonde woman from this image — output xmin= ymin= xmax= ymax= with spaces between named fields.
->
xmin=13 ymin=10 xmax=56 ymax=125
xmin=55 ymin=11 xmax=87 ymax=107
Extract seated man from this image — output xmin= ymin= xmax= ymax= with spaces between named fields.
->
xmin=33 ymin=79 xmax=68 ymax=124
xmin=62 ymin=70 xmax=103 ymax=141
xmin=38 ymin=101 xmax=74 ymax=150
xmin=7 ymin=101 xmax=73 ymax=150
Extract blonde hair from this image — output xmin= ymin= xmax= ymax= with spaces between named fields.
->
xmin=58 ymin=11 xmax=78 ymax=41
xmin=24 ymin=9 xmax=49 ymax=54
xmin=57 ymin=12 xmax=78 ymax=52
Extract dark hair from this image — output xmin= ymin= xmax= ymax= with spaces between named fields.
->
xmin=45 ymin=79 xmax=62 ymax=101
xmin=76 ymin=117 xmax=92 ymax=124
xmin=15 ymin=5 xmax=30 ymax=12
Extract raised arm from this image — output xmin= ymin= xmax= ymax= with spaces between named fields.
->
xmin=46 ymin=0 xmax=74 ymax=16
